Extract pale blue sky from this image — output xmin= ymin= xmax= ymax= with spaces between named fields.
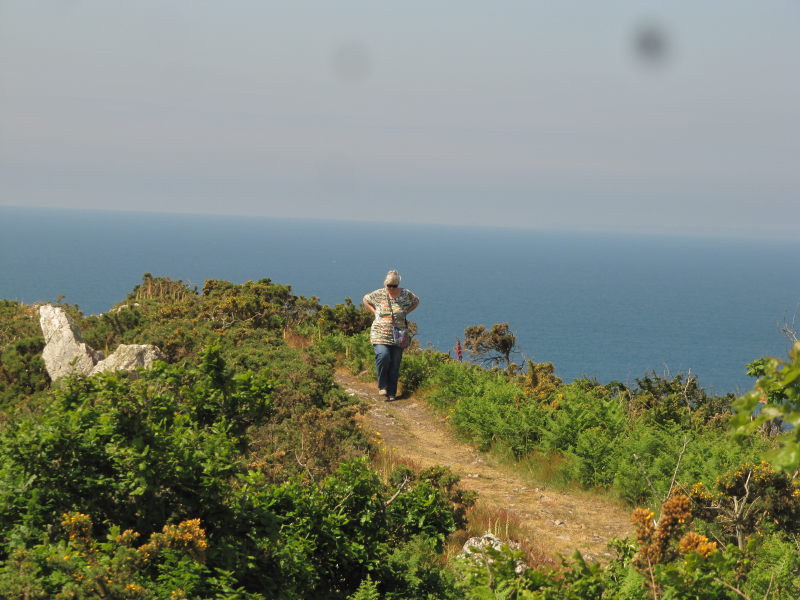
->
xmin=1 ymin=1 xmax=798 ymax=239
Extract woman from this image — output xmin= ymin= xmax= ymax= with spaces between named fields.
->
xmin=362 ymin=270 xmax=419 ymax=401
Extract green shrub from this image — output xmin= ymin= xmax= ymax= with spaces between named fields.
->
xmin=611 ymin=423 xmax=681 ymax=505
xmin=448 ymin=377 xmax=523 ymax=449
xmin=742 ymin=532 xmax=800 ymax=599
xmin=316 ymin=330 xmax=374 ymax=376
xmin=540 ymin=382 xmax=626 ymax=460
xmin=0 ymin=347 xmax=272 ymax=553
xmin=0 ymin=353 xmax=472 ymax=599
xmin=399 ymin=349 xmax=450 ymax=395
xmin=348 ymin=576 xmax=381 ymax=600
xmin=0 ymin=300 xmax=48 ymax=405
xmin=678 ymin=427 xmax=769 ymax=490
xmin=379 ymin=535 xmax=456 ymax=600
xmin=569 ymin=426 xmax=618 ymax=487
xmin=0 ymin=513 xmax=264 ymax=600
xmin=424 ymin=362 xmax=487 ymax=410
xmin=385 ymin=465 xmax=475 ymax=550
xmin=316 ymin=298 xmax=373 ymax=337
xmin=733 ymin=342 xmax=800 ymax=471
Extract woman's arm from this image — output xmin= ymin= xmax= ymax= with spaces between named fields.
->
xmin=363 ymin=295 xmax=377 ymax=316
xmin=405 ymin=291 xmax=420 ymax=314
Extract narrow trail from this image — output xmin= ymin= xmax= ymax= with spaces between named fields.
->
xmin=336 ymin=371 xmax=632 ymax=562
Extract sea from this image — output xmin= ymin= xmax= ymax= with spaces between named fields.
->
xmin=2 ymin=206 xmax=798 ymax=396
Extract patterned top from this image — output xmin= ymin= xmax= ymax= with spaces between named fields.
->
xmin=363 ymin=288 xmax=420 ymax=345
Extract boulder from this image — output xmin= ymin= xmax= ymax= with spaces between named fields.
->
xmin=39 ymin=304 xmax=163 ymax=381
xmin=39 ymin=304 xmax=103 ymax=380
xmin=91 ymin=344 xmax=164 ymax=375
xmin=461 ymin=532 xmax=527 ymax=574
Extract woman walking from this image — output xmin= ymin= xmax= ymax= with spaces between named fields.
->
xmin=363 ymin=270 xmax=419 ymax=400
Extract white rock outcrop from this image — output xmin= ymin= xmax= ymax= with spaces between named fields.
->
xmin=39 ymin=304 xmax=104 ymax=380
xmin=91 ymin=344 xmax=164 ymax=375
xmin=39 ymin=305 xmax=163 ymax=381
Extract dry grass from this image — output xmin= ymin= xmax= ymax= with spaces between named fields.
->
xmin=493 ymin=448 xmax=630 ymax=513
xmin=520 ymin=450 xmax=570 ymax=485
xmin=282 ymin=329 xmax=311 ymax=349
xmin=445 ymin=501 xmax=555 ymax=569
xmin=369 ymin=444 xmax=422 ymax=481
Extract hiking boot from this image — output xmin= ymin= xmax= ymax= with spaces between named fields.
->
xmin=378 ymin=389 xmax=387 ymax=396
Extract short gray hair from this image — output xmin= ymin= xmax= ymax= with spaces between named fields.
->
xmin=384 ymin=270 xmax=401 ymax=286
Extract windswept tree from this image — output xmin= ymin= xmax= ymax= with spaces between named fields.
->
xmin=463 ymin=322 xmax=517 ymax=368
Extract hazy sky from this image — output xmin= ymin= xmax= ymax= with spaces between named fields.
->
xmin=1 ymin=1 xmax=798 ymax=239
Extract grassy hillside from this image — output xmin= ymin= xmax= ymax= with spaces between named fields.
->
xmin=0 ymin=275 xmax=798 ymax=599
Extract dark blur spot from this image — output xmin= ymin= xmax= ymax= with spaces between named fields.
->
xmin=331 ymin=42 xmax=372 ymax=84
xmin=633 ymin=22 xmax=670 ymax=66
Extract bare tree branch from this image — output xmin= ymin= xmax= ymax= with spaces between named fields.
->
xmin=384 ymin=475 xmax=411 ymax=507
xmin=633 ymin=453 xmax=660 ymax=502
xmin=294 ymin=435 xmax=316 ymax=483
xmin=781 ymin=306 xmax=799 ymax=343
xmin=713 ymin=578 xmax=751 ymax=600
xmin=663 ymin=436 xmax=690 ymax=503
xmin=646 ymin=556 xmax=660 ymax=600
xmin=681 ymin=371 xmax=694 ymax=409
xmin=332 ymin=491 xmax=354 ymax=513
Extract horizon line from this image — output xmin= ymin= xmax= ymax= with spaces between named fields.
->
xmin=2 ymin=203 xmax=798 ymax=245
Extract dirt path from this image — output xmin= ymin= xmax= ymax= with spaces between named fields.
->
xmin=336 ymin=371 xmax=632 ymax=562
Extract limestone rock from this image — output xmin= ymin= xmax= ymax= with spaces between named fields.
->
xmin=39 ymin=305 xmax=103 ymax=380
xmin=91 ymin=345 xmax=164 ymax=375
xmin=461 ymin=532 xmax=527 ymax=574
xmin=39 ymin=304 xmax=163 ymax=381
xmin=110 ymin=303 xmax=140 ymax=313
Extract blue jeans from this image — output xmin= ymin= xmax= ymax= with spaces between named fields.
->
xmin=374 ymin=344 xmax=403 ymax=396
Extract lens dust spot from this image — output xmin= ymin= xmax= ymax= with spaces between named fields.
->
xmin=331 ymin=42 xmax=372 ymax=84
xmin=632 ymin=21 xmax=670 ymax=67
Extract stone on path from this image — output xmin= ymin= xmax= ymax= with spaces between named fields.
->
xmin=461 ymin=533 xmax=527 ymax=574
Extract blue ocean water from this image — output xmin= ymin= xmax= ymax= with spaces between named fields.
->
xmin=2 ymin=206 xmax=798 ymax=395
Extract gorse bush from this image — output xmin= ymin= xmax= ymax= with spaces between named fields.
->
xmin=0 ymin=513 xmax=264 ymax=600
xmin=243 ymin=342 xmax=372 ymax=483
xmin=0 ymin=346 xmax=272 ymax=552
xmin=688 ymin=461 xmax=800 ymax=550
xmin=0 ymin=300 xmax=48 ymax=405
xmin=81 ymin=275 xmax=374 ymax=484
xmin=0 ymin=350 xmax=474 ymax=599
xmin=76 ymin=274 xmax=372 ymax=363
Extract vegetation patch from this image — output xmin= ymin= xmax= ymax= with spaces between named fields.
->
xmin=0 ymin=277 xmax=798 ymax=598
